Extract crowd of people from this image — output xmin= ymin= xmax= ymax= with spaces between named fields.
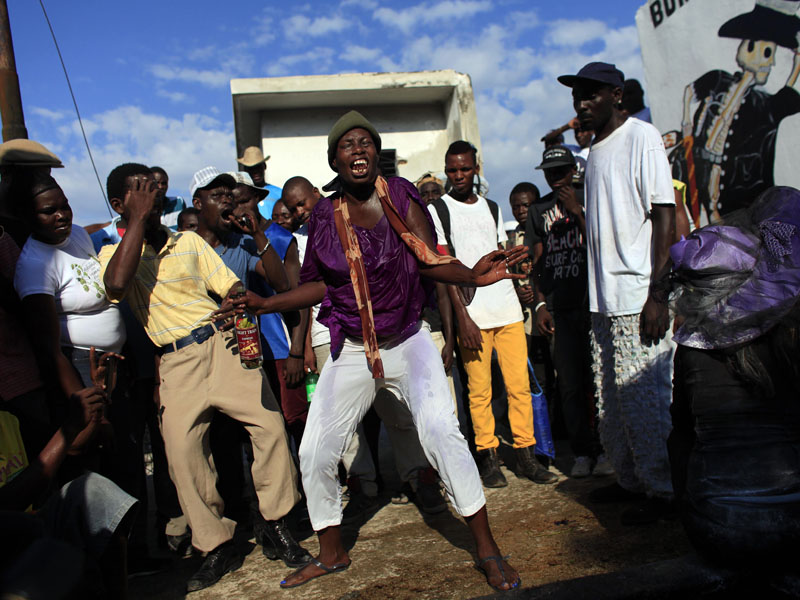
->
xmin=1 ymin=59 xmax=799 ymax=599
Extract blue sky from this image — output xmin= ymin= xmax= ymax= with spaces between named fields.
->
xmin=9 ymin=0 xmax=646 ymax=224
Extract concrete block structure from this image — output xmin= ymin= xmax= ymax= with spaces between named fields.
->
xmin=230 ymin=70 xmax=481 ymax=190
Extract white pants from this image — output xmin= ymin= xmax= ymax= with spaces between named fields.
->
xmin=301 ymin=326 xmax=485 ymax=530
xmin=313 ymin=343 xmax=431 ymax=496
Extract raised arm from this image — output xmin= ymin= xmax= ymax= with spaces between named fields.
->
xmin=103 ymin=179 xmax=158 ymax=299
xmin=234 ymin=209 xmax=290 ymax=293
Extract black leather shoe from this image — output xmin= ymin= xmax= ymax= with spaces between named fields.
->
xmin=515 ymin=446 xmax=558 ymax=484
xmin=261 ymin=518 xmax=312 ymax=568
xmin=166 ymin=529 xmax=194 ymax=558
xmin=477 ymin=448 xmax=508 ymax=488
xmin=186 ymin=542 xmax=243 ymax=593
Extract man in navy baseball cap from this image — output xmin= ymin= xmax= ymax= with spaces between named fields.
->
xmin=558 ymin=62 xmax=626 ymax=141
xmin=553 ymin=60 xmax=678 ymax=526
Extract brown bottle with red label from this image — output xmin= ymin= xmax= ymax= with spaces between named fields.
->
xmin=231 ymin=285 xmax=263 ymax=369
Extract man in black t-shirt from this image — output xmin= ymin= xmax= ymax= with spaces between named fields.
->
xmin=524 ymin=146 xmax=608 ymax=479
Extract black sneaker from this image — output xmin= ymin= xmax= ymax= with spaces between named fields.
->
xmin=477 ymin=448 xmax=508 ymax=488
xmin=185 ymin=542 xmax=243 ymax=593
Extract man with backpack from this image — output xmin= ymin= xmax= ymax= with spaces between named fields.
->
xmin=429 ymin=141 xmax=558 ymax=489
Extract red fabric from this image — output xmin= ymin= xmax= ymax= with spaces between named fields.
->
xmin=264 ymin=358 xmax=308 ymax=426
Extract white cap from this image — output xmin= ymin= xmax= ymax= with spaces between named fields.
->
xmin=189 ymin=166 xmax=236 ymax=198
xmin=226 ymin=171 xmax=269 ymax=198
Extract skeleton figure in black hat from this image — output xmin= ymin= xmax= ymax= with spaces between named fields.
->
xmin=675 ymin=0 xmax=800 ymax=222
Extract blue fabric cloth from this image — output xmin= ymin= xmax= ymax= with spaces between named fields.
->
xmin=89 ymin=217 xmax=123 ymax=253
xmin=39 ymin=472 xmax=138 ymax=560
xmin=161 ymin=196 xmax=187 ymax=231
xmin=250 ymin=223 xmax=295 ymax=360
xmin=257 ymin=184 xmax=284 ymax=221
xmin=213 ymin=232 xmax=260 ymax=287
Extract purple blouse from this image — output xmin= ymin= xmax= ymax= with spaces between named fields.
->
xmin=300 ymin=177 xmax=436 ymax=356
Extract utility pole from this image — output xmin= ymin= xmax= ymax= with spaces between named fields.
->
xmin=0 ymin=0 xmax=27 ymax=141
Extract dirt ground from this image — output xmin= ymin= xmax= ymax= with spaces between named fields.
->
xmin=129 ymin=445 xmax=691 ymax=600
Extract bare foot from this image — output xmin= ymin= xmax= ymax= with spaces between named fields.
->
xmin=279 ymin=553 xmax=351 ymax=589
xmin=476 ymin=554 xmax=520 ymax=591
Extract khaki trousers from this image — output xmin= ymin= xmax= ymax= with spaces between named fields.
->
xmin=158 ymin=329 xmax=299 ymax=552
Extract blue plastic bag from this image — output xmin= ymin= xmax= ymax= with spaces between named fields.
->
xmin=528 ymin=359 xmax=555 ymax=459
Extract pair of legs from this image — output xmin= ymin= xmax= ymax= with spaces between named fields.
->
xmin=314 ymin=342 xmax=434 ymax=498
xmin=284 ymin=327 xmax=517 ymax=590
xmin=459 ymin=320 xmax=535 ymax=452
xmin=590 ymin=313 xmax=674 ymax=499
xmin=158 ymin=330 xmax=300 ymax=552
xmin=552 ymin=309 xmax=602 ymax=458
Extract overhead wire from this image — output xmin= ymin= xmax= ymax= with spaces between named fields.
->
xmin=38 ymin=0 xmax=113 ymax=218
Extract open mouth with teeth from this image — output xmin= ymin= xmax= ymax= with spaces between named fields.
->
xmin=220 ymin=208 xmax=235 ymax=223
xmin=350 ymin=159 xmax=369 ymax=177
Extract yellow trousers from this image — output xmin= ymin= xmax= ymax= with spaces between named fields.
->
xmin=459 ymin=320 xmax=535 ymax=451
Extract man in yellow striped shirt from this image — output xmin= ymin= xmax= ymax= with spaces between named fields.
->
xmin=98 ymin=163 xmax=308 ymax=592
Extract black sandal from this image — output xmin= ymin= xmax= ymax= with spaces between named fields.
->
xmin=280 ymin=558 xmax=350 ymax=589
xmin=476 ymin=555 xmax=520 ymax=592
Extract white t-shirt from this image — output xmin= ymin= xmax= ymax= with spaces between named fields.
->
xmin=430 ymin=194 xmax=523 ymax=329
xmin=15 ymin=225 xmax=126 ymax=352
xmin=584 ymin=117 xmax=675 ymax=316
xmin=294 ymin=223 xmax=330 ymax=348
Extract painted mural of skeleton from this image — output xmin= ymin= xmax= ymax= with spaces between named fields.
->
xmin=672 ymin=0 xmax=800 ymax=224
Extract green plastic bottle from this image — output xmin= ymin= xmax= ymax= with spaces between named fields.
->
xmin=305 ymin=372 xmax=319 ymax=402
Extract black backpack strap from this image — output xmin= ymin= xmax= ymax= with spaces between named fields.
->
xmin=430 ymin=197 xmax=455 ymax=257
xmin=486 ymin=198 xmax=500 ymax=245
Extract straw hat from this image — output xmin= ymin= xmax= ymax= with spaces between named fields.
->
xmin=237 ymin=146 xmax=270 ymax=167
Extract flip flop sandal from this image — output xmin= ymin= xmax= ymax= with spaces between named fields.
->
xmin=279 ymin=558 xmax=351 ymax=589
xmin=476 ymin=555 xmax=520 ymax=592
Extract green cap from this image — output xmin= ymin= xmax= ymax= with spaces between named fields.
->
xmin=327 ymin=110 xmax=382 ymax=170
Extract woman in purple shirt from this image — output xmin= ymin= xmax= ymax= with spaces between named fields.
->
xmin=234 ymin=111 xmax=526 ymax=592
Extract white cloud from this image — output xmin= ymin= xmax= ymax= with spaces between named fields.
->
xmin=149 ymin=65 xmax=231 ymax=88
xmin=283 ymin=14 xmax=349 ymax=40
xmin=544 ymin=19 xmax=608 ymax=47
xmin=29 ymin=106 xmax=235 ymax=224
xmin=340 ymin=45 xmax=385 ymax=64
xmin=156 ymin=89 xmax=192 ymax=103
xmin=252 ymin=14 xmax=276 ymax=47
xmin=30 ymin=107 xmax=68 ymax=121
xmin=373 ymin=0 xmax=492 ymax=35
xmin=341 ymin=0 xmax=377 ymax=7
xmin=265 ymin=48 xmax=336 ymax=77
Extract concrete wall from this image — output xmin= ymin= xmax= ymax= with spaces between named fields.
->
xmin=231 ymin=70 xmax=481 ymax=192
xmin=260 ymin=104 xmax=449 ymax=190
